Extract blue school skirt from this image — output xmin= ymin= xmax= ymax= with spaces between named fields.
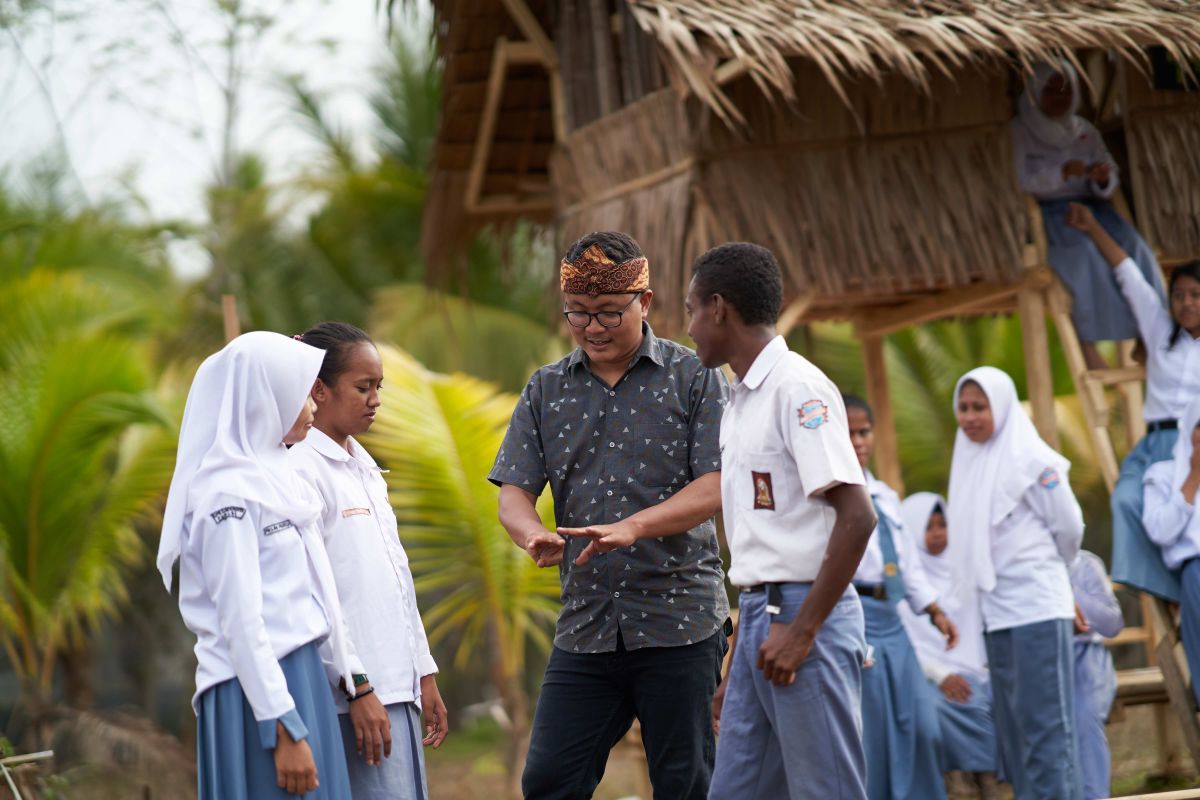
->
xmin=1111 ymin=428 xmax=1180 ymax=602
xmin=196 ymin=641 xmax=351 ymax=800
xmin=930 ymin=673 xmax=996 ymax=774
xmin=861 ymin=597 xmax=946 ymax=800
xmin=1040 ymin=198 xmax=1165 ymax=342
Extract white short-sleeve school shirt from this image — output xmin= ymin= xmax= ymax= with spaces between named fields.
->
xmin=290 ymin=429 xmax=438 ymax=713
xmin=719 ymin=336 xmax=864 ymax=587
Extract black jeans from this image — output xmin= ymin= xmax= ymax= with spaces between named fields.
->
xmin=521 ymin=631 xmax=725 ymax=800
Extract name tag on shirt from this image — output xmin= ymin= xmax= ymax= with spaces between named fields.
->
xmin=210 ymin=506 xmax=246 ymax=524
xmin=263 ymin=519 xmax=295 ymax=536
xmin=341 ymin=507 xmax=371 ymax=518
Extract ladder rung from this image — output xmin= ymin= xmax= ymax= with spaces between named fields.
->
xmin=1084 ymin=365 xmax=1146 ymax=387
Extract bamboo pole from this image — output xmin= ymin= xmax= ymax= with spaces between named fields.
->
xmin=860 ymin=333 xmax=902 ymax=493
xmin=221 ymin=294 xmax=240 ymax=343
xmin=1017 ymin=287 xmax=1059 ymax=449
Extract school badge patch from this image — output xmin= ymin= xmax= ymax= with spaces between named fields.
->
xmin=752 ymin=471 xmax=775 ymax=510
xmin=797 ymin=399 xmax=829 ymax=430
xmin=1038 ymin=468 xmax=1060 ymax=490
xmin=210 ymin=506 xmax=246 ymax=524
xmin=263 ymin=520 xmax=295 ymax=536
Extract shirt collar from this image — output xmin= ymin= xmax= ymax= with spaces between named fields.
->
xmin=739 ymin=335 xmax=788 ymax=391
xmin=305 ymin=426 xmax=377 ymax=470
xmin=565 ymin=321 xmax=664 ymax=373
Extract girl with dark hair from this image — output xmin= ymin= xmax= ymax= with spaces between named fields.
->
xmin=1067 ymin=203 xmax=1200 ymax=603
xmin=290 ymin=322 xmax=448 ymax=800
xmin=844 ymin=396 xmax=957 ymax=800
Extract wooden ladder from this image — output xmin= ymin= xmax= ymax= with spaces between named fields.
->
xmin=1026 ymin=196 xmax=1200 ymax=773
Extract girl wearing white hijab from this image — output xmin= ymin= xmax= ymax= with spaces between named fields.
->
xmin=1143 ymin=396 xmax=1200 ymax=707
xmin=1011 ymin=59 xmax=1165 ymax=369
xmin=898 ymin=493 xmax=997 ymax=798
xmin=947 ymin=366 xmax=1085 ymax=800
xmin=158 ymin=331 xmax=361 ymax=799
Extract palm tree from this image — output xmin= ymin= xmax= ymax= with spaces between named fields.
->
xmin=0 ymin=271 xmax=176 ymax=744
xmin=360 ymin=345 xmax=561 ymax=791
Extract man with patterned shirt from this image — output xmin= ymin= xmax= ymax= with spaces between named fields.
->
xmin=489 ymin=231 xmax=730 ymax=800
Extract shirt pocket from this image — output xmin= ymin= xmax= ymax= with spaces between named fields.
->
xmin=739 ymin=449 xmax=793 ymax=513
xmin=635 ymin=422 xmax=690 ymax=488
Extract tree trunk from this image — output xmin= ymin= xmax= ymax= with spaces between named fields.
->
xmin=59 ymin=640 xmax=94 ymax=710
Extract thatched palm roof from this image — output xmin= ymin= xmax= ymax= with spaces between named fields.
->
xmin=630 ymin=0 xmax=1200 ymax=124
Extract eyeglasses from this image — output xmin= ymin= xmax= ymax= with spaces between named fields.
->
xmin=562 ymin=293 xmax=643 ymax=329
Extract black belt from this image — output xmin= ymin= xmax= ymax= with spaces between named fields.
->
xmin=854 ymin=583 xmax=887 ymax=600
xmin=741 ymin=583 xmax=784 ymax=615
xmin=1147 ymin=419 xmax=1178 ymax=434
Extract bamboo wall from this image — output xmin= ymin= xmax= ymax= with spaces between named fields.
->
xmin=1123 ymin=61 xmax=1200 ymax=262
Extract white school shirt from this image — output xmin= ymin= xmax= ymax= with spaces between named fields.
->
xmin=855 ymin=474 xmax=939 ymax=615
xmin=1114 ymin=257 xmax=1200 ymax=423
xmin=178 ymin=494 xmax=353 ymax=721
xmin=979 ymin=475 xmax=1084 ymax=632
xmin=291 ymin=428 xmax=438 ymax=712
xmin=1010 ymin=116 xmax=1118 ymax=201
xmin=719 ymin=336 xmax=864 ymax=587
xmin=1142 ymin=460 xmax=1200 ymax=571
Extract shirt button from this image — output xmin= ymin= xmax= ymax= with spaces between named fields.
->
xmin=613 ymin=591 xmax=620 ymax=598
xmin=609 ymin=442 xmax=615 ymax=448
xmin=607 ymin=490 xmax=613 ymax=496
xmin=608 ymin=391 xmax=616 ymax=397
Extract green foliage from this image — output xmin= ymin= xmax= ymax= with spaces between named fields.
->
xmin=0 ymin=271 xmax=176 ymax=697
xmin=361 ymin=345 xmax=561 ymax=675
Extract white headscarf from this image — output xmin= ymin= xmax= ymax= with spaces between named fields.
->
xmin=946 ymin=366 xmax=1070 ymax=596
xmin=901 ymin=491 xmax=989 ymax=678
xmin=1016 ymin=59 xmax=1083 ymax=149
xmin=902 ymin=492 xmax=951 ymax=589
xmin=157 ymin=331 xmax=326 ymax=589
xmin=1170 ymin=396 xmax=1200 ymax=492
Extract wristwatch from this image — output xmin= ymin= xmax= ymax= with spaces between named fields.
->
xmin=352 ymin=673 xmax=369 ymax=688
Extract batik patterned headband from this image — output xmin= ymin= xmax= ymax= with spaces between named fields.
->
xmin=560 ymin=244 xmax=650 ymax=296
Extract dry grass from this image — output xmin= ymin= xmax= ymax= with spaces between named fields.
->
xmin=628 ymin=0 xmax=1200 ymax=126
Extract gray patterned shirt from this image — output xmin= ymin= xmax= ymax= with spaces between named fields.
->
xmin=489 ymin=323 xmax=730 ymax=653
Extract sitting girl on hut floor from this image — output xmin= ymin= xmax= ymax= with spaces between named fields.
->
xmin=1142 ymin=397 xmax=1200 ymax=707
xmin=1065 ymin=202 xmax=1200 ymax=605
xmin=1010 ymin=58 xmax=1164 ymax=370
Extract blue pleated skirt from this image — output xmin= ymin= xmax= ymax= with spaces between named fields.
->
xmin=196 ymin=641 xmax=351 ymax=800
xmin=1111 ymin=428 xmax=1180 ymax=602
xmin=861 ymin=597 xmax=946 ymax=800
xmin=1040 ymin=198 xmax=1165 ymax=342
xmin=931 ymin=673 xmax=996 ymax=773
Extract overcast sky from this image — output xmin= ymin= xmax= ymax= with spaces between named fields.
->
xmin=1 ymin=0 xmax=398 ymax=234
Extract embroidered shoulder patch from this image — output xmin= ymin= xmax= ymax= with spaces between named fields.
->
xmin=341 ymin=507 xmax=371 ymax=518
xmin=797 ymin=399 xmax=830 ymax=430
xmin=210 ymin=506 xmax=246 ymax=524
xmin=263 ymin=519 xmax=295 ymax=536
xmin=752 ymin=471 xmax=775 ymax=510
xmin=1038 ymin=468 xmax=1060 ymax=489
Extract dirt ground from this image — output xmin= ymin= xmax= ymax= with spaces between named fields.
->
xmin=427 ymin=704 xmax=1200 ymax=800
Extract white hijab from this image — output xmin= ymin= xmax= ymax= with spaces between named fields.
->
xmin=901 ymin=491 xmax=989 ymax=678
xmin=946 ymin=366 xmax=1070 ymax=596
xmin=1016 ymin=59 xmax=1083 ymax=149
xmin=902 ymin=492 xmax=951 ymax=590
xmin=1170 ymin=396 xmax=1200 ymax=492
xmin=157 ymin=331 xmax=326 ymax=589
